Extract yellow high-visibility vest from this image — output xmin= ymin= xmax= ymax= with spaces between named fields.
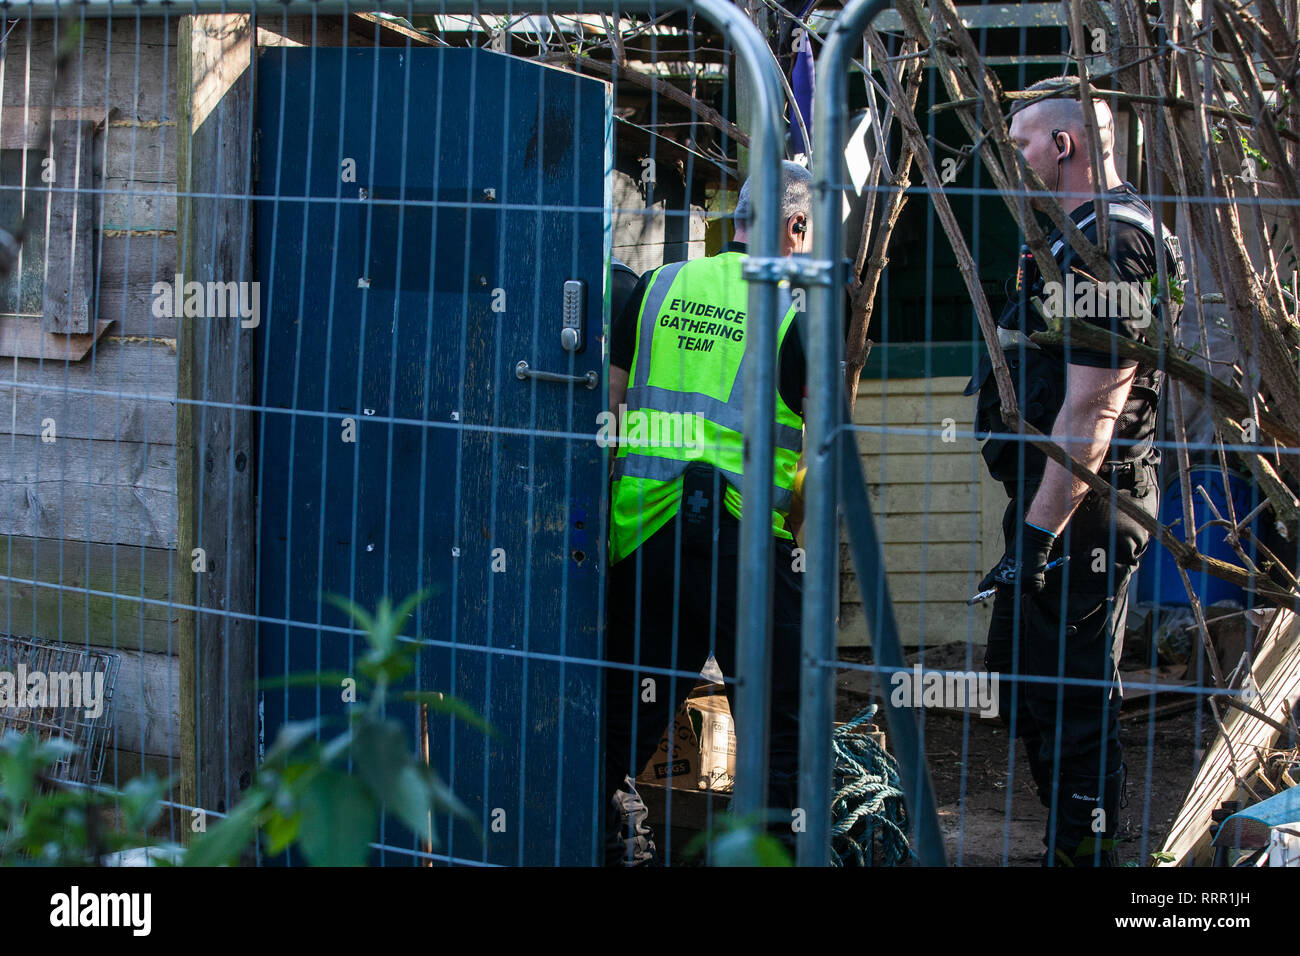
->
xmin=609 ymin=251 xmax=803 ymax=565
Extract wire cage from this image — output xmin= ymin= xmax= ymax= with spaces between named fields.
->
xmin=0 ymin=635 xmax=120 ymax=786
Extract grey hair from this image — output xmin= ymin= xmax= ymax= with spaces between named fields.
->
xmin=732 ymin=160 xmax=812 ymax=231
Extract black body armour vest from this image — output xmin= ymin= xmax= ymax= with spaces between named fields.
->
xmin=964 ymin=195 xmax=1186 ymax=490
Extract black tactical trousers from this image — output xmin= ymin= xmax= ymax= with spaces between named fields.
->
xmin=983 ymin=462 xmax=1158 ymax=862
xmin=602 ymin=470 xmax=803 ymax=865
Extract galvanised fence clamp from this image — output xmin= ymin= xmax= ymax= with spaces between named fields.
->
xmin=741 ymin=257 xmax=837 ymax=286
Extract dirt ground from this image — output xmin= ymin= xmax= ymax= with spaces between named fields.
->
xmin=836 ymin=642 xmax=1206 ymax=866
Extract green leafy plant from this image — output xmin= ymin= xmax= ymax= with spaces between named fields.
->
xmin=186 ymin=591 xmax=488 ymax=866
xmin=1147 ymin=271 xmax=1184 ymax=308
xmin=1208 ymin=128 xmax=1273 ymax=175
xmin=0 ymin=731 xmax=171 ymax=865
xmin=1240 ymin=138 xmax=1270 ymax=171
xmin=683 ymin=810 xmax=794 ymax=867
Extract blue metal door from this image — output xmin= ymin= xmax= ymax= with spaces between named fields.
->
xmin=254 ymin=47 xmax=610 ymax=865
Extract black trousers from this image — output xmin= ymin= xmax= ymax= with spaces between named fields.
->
xmin=602 ymin=490 xmax=803 ymax=832
xmin=983 ymin=464 xmax=1157 ymax=798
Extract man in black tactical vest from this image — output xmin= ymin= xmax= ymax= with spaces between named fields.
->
xmin=966 ymin=79 xmax=1185 ymax=866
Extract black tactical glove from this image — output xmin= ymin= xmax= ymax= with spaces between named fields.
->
xmin=978 ymin=521 xmax=1057 ymax=595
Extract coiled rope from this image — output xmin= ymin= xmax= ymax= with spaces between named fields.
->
xmin=831 ymin=706 xmax=912 ymax=866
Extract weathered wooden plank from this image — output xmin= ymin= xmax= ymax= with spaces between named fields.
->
xmin=862 ymin=452 xmax=987 ymax=486
xmin=855 ymin=376 xmax=971 ymax=399
xmin=98 ymin=233 xmax=180 ymax=282
xmin=0 ymin=384 xmax=176 ymax=445
xmin=0 ymin=337 xmax=177 ymax=389
xmin=868 ymin=490 xmax=982 ymax=525
xmin=97 ymin=234 xmax=180 ymax=337
xmin=852 ymin=510 xmax=984 ymax=544
xmin=1 ymin=433 xmax=174 ymax=487
xmin=855 ymin=431 xmax=984 ymax=457
xmin=0 ymin=339 xmax=177 ymax=443
xmin=842 ymin=571 xmax=981 ymax=606
xmin=0 ymin=534 xmax=180 ymax=655
xmin=0 ymin=430 xmax=176 ymax=549
xmin=348 ymin=13 xmax=441 ymax=46
xmin=0 ymin=472 xmax=176 ymax=549
xmin=855 ymin=377 xmax=971 ymax=399
xmin=867 ymin=484 xmax=982 ymax=519
xmin=255 ymin=16 xmax=351 ymax=48
xmin=100 ymin=165 xmax=175 ymax=231
xmin=2 ymin=19 xmax=176 ymax=122
xmin=853 ymin=398 xmax=974 ymax=426
xmin=0 ymin=108 xmax=110 ymax=151
xmin=111 ymin=648 xmax=179 ymax=758
xmin=178 ymin=13 xmax=258 ymax=819
xmin=854 ymin=410 xmax=982 ymax=447
xmin=0 ymin=317 xmax=113 ymax=361
xmin=103 ymin=124 xmax=176 ymax=185
xmin=96 ymin=289 xmax=177 ymax=340
xmin=841 ymin=386 xmax=1007 ymax=646
xmin=100 ymin=123 xmax=178 ymax=232
xmin=853 ymin=375 xmax=977 ymax=455
xmin=43 ymin=120 xmax=96 ymax=334
xmin=1159 ymin=609 xmax=1300 ymax=865
xmin=854 ymin=430 xmax=977 ymax=453
xmin=839 ymin=540 xmax=983 ymax=575
xmin=838 ymin=598 xmax=992 ymax=648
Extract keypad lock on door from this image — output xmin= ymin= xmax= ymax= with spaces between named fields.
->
xmin=561 ymin=279 xmax=585 ymax=352
xmin=514 ymin=277 xmax=597 ymax=389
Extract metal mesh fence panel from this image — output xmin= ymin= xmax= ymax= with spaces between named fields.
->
xmin=0 ymin=0 xmax=1294 ymax=871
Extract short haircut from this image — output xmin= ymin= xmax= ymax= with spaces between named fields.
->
xmin=1012 ymin=78 xmax=1115 ymax=160
xmin=733 ymin=160 xmax=813 ymax=231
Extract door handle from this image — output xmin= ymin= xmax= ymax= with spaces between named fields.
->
xmin=515 ymin=360 xmax=598 ymax=390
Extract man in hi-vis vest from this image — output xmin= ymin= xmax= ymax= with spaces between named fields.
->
xmin=602 ymin=161 xmax=812 ymax=866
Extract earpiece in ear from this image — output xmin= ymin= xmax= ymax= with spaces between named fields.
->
xmin=1053 ymin=128 xmax=1070 ymax=161
xmin=791 ymin=217 xmax=807 ymax=235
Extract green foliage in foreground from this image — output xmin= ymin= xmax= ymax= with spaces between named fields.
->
xmin=684 ymin=811 xmax=794 ymax=867
xmin=0 ymin=731 xmax=171 ymax=865
xmin=187 ymin=591 xmax=488 ymax=866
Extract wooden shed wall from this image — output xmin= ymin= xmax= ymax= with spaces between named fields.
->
xmin=0 ymin=11 xmax=434 ymax=798
xmin=838 ymin=376 xmax=1004 ymax=648
xmin=0 ymin=17 xmax=181 ymax=779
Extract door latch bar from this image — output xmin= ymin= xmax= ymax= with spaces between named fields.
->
xmin=515 ymin=360 xmax=598 ymax=390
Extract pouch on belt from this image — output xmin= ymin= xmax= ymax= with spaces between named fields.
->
xmin=681 ymin=462 xmax=728 ymax=550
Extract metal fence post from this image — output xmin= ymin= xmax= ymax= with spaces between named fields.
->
xmin=801 ymin=0 xmax=947 ymax=866
xmin=682 ymin=0 xmax=788 ymax=828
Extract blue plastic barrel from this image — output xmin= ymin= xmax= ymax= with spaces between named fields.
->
xmin=1135 ymin=465 xmax=1262 ymax=608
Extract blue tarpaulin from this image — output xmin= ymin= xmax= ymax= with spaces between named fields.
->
xmin=1214 ymin=785 xmax=1300 ymax=848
